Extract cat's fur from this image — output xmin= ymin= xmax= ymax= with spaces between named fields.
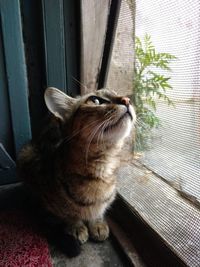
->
xmin=17 ymin=87 xmax=136 ymax=256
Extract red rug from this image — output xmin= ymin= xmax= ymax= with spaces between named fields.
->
xmin=0 ymin=211 xmax=52 ymax=267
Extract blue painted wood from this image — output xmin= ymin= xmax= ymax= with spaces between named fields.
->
xmin=42 ymin=0 xmax=67 ymax=93
xmin=0 ymin=0 xmax=32 ymax=155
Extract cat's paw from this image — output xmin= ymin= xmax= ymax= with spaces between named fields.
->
xmin=69 ymin=223 xmax=89 ymax=244
xmin=88 ymin=220 xmax=109 ymax=242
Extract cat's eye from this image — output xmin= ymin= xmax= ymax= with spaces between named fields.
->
xmin=94 ymin=98 xmax=100 ymax=105
xmin=88 ymin=96 xmax=110 ymax=105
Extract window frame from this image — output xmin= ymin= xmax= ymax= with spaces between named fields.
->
xmin=109 ymin=194 xmax=186 ymax=266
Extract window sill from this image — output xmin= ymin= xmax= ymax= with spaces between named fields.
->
xmin=114 ymin=160 xmax=200 ymax=266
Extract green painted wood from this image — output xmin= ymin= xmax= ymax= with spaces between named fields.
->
xmin=63 ymin=0 xmax=80 ymax=96
xmin=0 ymin=25 xmax=15 ymax=159
xmin=20 ymin=0 xmax=47 ymax=137
xmin=0 ymin=169 xmax=17 ymax=185
xmin=42 ymin=0 xmax=67 ymax=92
xmin=0 ymin=144 xmax=16 ymax=185
xmin=0 ymin=144 xmax=15 ymax=169
xmin=0 ymin=0 xmax=31 ymax=155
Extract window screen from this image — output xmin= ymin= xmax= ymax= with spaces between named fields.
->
xmin=135 ymin=0 xmax=200 ymax=204
xmin=107 ymin=0 xmax=200 ymax=266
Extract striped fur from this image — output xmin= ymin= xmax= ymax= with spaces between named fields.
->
xmin=17 ymin=87 xmax=135 ymax=252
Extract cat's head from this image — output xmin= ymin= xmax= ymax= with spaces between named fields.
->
xmin=44 ymin=87 xmax=136 ymax=145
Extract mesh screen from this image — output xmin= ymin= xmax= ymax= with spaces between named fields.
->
xmin=107 ymin=0 xmax=200 ymax=266
xmin=135 ymin=0 xmax=200 ymax=203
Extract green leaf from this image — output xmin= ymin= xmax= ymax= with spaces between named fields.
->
xmin=134 ymin=34 xmax=176 ymax=151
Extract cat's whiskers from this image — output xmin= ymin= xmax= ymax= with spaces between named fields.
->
xmin=99 ymin=113 xmax=118 ymax=145
xmin=97 ymin=124 xmax=106 ymax=148
xmin=71 ymin=119 xmax=101 ymax=139
xmin=60 ymin=119 xmax=102 ymax=146
xmin=85 ymin=120 xmax=108 ymax=164
xmin=97 ymin=119 xmax=109 ymax=148
xmin=104 ymin=112 xmax=126 ymax=142
xmin=96 ymin=111 xmax=123 ymax=150
xmin=72 ymin=76 xmax=88 ymax=92
xmin=85 ymin=117 xmax=113 ymax=164
xmin=96 ymin=117 xmax=113 ymax=149
xmin=59 ymin=108 xmax=120 ymax=148
xmin=104 ymin=110 xmax=114 ymax=118
xmin=86 ymin=112 xmax=120 ymax=163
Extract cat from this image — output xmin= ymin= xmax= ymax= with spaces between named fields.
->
xmin=17 ymin=87 xmax=136 ymax=256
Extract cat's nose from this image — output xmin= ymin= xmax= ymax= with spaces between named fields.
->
xmin=121 ymin=97 xmax=130 ymax=106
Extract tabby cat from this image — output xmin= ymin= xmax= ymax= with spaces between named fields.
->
xmin=17 ymin=87 xmax=136 ymax=256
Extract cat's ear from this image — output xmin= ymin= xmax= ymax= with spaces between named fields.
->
xmin=44 ymin=87 xmax=76 ymax=120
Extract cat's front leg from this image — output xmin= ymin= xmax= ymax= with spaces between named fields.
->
xmin=88 ymin=218 xmax=109 ymax=242
xmin=65 ymin=221 xmax=89 ymax=244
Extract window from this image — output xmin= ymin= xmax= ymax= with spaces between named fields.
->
xmin=135 ymin=0 xmax=200 ymax=204
xmin=107 ymin=0 xmax=200 ymax=266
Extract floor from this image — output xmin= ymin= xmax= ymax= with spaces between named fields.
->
xmin=0 ymin=183 xmax=134 ymax=267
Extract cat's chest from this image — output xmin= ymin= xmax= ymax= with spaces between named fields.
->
xmin=90 ymin=159 xmax=118 ymax=178
xmin=67 ymin=142 xmax=121 ymax=178
xmin=61 ymin=172 xmax=116 ymax=205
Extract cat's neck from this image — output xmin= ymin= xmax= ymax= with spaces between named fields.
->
xmin=63 ymin=139 xmax=123 ymax=181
